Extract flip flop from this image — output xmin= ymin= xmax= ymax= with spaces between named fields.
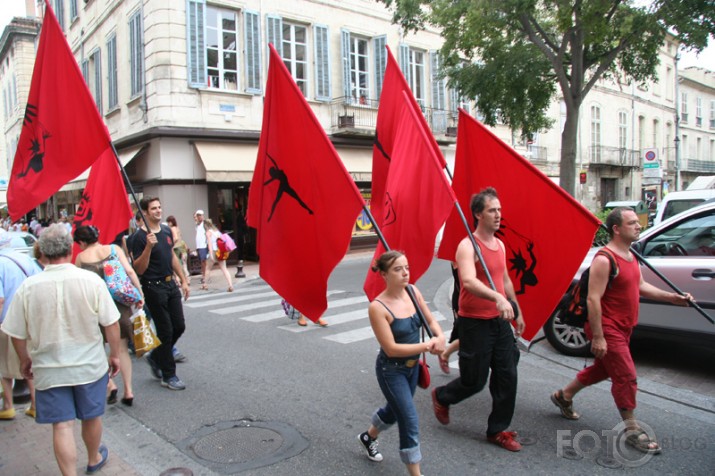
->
xmin=625 ymin=429 xmax=662 ymax=455
xmin=86 ymin=444 xmax=109 ymax=474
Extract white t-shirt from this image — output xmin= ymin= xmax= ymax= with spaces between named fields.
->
xmin=1 ymin=263 xmax=120 ymax=390
xmin=195 ymin=222 xmax=207 ymax=248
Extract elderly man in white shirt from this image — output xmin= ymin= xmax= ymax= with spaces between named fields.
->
xmin=1 ymin=224 xmax=121 ymax=475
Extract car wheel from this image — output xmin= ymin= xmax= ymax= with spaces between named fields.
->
xmin=543 ymin=307 xmax=592 ymax=357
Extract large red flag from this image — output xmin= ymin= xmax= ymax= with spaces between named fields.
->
xmin=363 ymin=92 xmax=456 ymax=301
xmin=7 ymin=4 xmax=113 ymax=221
xmin=437 ymin=110 xmax=600 ymax=340
xmin=71 ymin=150 xmax=133 ymax=259
xmin=247 ymin=44 xmax=364 ymax=321
xmin=370 ymin=47 xmax=446 ymax=234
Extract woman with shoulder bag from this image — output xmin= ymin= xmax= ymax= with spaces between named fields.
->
xmin=357 ymin=251 xmax=445 ymax=476
xmin=74 ymin=225 xmax=143 ymax=406
xmin=201 ymin=218 xmax=234 ymax=292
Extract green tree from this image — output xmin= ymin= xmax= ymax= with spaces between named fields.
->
xmin=378 ymin=0 xmax=714 ymax=196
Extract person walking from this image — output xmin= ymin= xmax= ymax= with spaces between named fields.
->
xmin=0 ymin=230 xmax=42 ymax=419
xmin=167 ymin=215 xmax=191 ymax=286
xmin=430 ymin=187 xmax=525 ymax=452
xmin=201 ymin=218 xmax=234 ymax=292
xmin=1 ymin=224 xmax=122 ymax=475
xmin=551 ymin=207 xmax=693 ymax=454
xmin=74 ymin=225 xmax=142 ymax=406
xmin=194 ymin=210 xmax=208 ymax=283
xmin=130 ymin=197 xmax=190 ymax=391
xmin=357 ymin=250 xmax=445 ymax=476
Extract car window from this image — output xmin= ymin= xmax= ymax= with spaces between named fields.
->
xmin=662 ymin=199 xmax=704 ymax=222
xmin=644 ymin=211 xmax=715 ymax=257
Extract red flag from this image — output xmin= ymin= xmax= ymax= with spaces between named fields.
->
xmin=363 ymin=92 xmax=456 ymax=301
xmin=7 ymin=4 xmax=112 ymax=221
xmin=371 ymin=47 xmax=446 ymax=233
xmin=71 ymin=150 xmax=133 ymax=259
xmin=437 ymin=110 xmax=600 ymax=340
xmin=247 ymin=44 xmax=364 ymax=321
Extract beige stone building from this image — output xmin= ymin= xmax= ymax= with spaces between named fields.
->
xmin=1 ymin=1 xmax=713 ymax=245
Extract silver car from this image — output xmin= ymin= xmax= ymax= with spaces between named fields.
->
xmin=4 ymin=231 xmax=38 ymax=256
xmin=544 ymin=201 xmax=715 ymax=356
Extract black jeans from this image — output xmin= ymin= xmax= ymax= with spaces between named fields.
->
xmin=436 ymin=316 xmax=520 ymax=435
xmin=142 ymin=280 xmax=186 ymax=379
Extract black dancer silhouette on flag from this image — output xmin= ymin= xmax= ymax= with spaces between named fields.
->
xmin=16 ymin=104 xmax=51 ymax=179
xmin=73 ymin=192 xmax=93 ymax=228
xmin=264 ymin=153 xmax=313 ymax=222
xmin=496 ymin=218 xmax=538 ymax=295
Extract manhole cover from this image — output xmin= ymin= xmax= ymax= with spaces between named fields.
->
xmin=178 ymin=420 xmax=309 ymax=474
xmin=192 ymin=427 xmax=284 ymax=464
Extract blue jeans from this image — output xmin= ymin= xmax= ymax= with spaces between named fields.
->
xmin=372 ymin=354 xmax=421 ymax=465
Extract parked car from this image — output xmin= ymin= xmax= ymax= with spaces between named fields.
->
xmin=3 ymin=231 xmax=38 ymax=256
xmin=543 ymin=201 xmax=715 ymax=356
xmin=652 ymin=189 xmax=715 ymax=226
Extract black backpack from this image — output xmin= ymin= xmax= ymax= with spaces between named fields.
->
xmin=557 ymin=248 xmax=619 ymax=328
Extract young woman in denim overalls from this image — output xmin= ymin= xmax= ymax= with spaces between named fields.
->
xmin=357 ymin=251 xmax=445 ymax=476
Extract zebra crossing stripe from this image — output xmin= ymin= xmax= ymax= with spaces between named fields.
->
xmin=324 ymin=326 xmax=375 ymax=344
xmin=185 ymin=290 xmax=277 ymax=308
xmin=281 ymin=309 xmax=368 ymax=333
xmin=209 ymin=290 xmax=345 ymax=316
xmin=187 ymin=285 xmax=271 ymax=301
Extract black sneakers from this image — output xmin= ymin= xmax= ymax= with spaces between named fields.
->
xmin=146 ymin=353 xmax=162 ymax=380
xmin=357 ymin=432 xmax=383 ymax=462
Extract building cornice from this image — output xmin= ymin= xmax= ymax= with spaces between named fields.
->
xmin=0 ymin=17 xmax=41 ymax=61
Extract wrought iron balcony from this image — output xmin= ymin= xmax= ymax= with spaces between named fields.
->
xmin=588 ymin=145 xmax=640 ymax=167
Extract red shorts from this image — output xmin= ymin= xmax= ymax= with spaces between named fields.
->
xmin=577 ymin=325 xmax=637 ymax=411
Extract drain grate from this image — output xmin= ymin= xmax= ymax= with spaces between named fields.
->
xmin=192 ymin=427 xmax=283 ymax=464
xmin=178 ymin=420 xmax=309 ymax=474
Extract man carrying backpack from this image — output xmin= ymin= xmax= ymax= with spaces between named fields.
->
xmin=551 ymin=207 xmax=693 ymax=455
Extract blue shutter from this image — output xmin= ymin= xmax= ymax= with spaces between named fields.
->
xmin=129 ymin=12 xmax=144 ymax=97
xmin=430 ymin=51 xmax=445 ymax=109
xmin=107 ymin=36 xmax=118 ymax=109
xmin=373 ymin=35 xmax=386 ymax=99
xmin=244 ymin=10 xmax=261 ymax=94
xmin=340 ymin=29 xmax=351 ymax=101
xmin=81 ymin=59 xmax=89 ymax=85
xmin=398 ymin=43 xmax=410 ymax=87
xmin=187 ymin=0 xmax=206 ymax=88
xmin=266 ymin=15 xmax=283 ymax=57
xmin=54 ymin=0 xmax=65 ymax=31
xmin=70 ymin=0 xmax=78 ymax=20
xmin=449 ymin=88 xmax=459 ymax=113
xmin=93 ymin=49 xmax=102 ymax=113
xmin=313 ymin=25 xmax=330 ymax=101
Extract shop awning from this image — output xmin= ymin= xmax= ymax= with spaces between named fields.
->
xmin=60 ymin=144 xmax=149 ymax=191
xmin=193 ymin=141 xmax=258 ymax=182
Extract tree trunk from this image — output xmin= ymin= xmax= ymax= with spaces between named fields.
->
xmin=560 ymin=101 xmax=581 ymax=197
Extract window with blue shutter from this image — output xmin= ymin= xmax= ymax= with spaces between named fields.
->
xmin=314 ymin=25 xmax=330 ymax=101
xmin=54 ymin=1 xmax=65 ymax=31
xmin=340 ymin=29 xmax=351 ymax=101
xmin=129 ymin=11 xmax=144 ymax=97
xmin=431 ymin=51 xmax=447 ymax=132
xmin=69 ymin=0 xmax=78 ymax=21
xmin=187 ymin=0 xmax=206 ymax=88
xmin=244 ymin=10 xmax=261 ymax=94
xmin=107 ymin=35 xmax=118 ymax=109
xmin=398 ymin=43 xmax=410 ymax=86
xmin=373 ymin=36 xmax=386 ymax=99
xmin=266 ymin=15 xmax=283 ymax=57
xmin=92 ymin=49 xmax=102 ymax=113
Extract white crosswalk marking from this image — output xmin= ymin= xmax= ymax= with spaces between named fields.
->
xmin=185 ymin=284 xmax=443 ymax=346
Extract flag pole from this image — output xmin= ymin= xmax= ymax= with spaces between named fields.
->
xmin=363 ymin=204 xmax=435 ymax=338
xmin=597 ymin=223 xmax=713 ymax=325
xmin=109 ymin=142 xmax=148 ymax=228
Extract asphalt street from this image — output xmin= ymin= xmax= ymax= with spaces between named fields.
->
xmin=74 ymin=255 xmax=715 ymax=475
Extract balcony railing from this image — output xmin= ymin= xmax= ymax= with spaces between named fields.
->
xmin=329 ymin=97 xmax=458 ymax=137
xmin=668 ymin=158 xmax=715 ymax=173
xmin=588 ymin=145 xmax=640 ymax=167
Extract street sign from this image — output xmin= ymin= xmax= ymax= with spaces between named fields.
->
xmin=643 ymin=148 xmax=660 ymax=169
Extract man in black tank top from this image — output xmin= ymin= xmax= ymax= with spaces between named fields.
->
xmin=130 ymin=197 xmax=190 ymax=391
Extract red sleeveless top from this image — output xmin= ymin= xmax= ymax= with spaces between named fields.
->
xmin=599 ymin=252 xmax=641 ymax=331
xmin=458 ymin=237 xmax=506 ymax=319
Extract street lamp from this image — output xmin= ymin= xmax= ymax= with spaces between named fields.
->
xmin=674 ymin=135 xmax=681 ymax=192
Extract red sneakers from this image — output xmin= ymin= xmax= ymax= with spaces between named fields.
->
xmin=487 ymin=431 xmax=522 ymax=452
xmin=431 ymin=388 xmax=450 ymax=425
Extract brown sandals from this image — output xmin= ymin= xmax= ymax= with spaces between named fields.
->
xmin=551 ymin=389 xmax=580 ymax=420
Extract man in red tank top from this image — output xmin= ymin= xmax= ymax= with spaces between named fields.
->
xmin=431 ymin=187 xmax=525 ymax=452
xmin=551 ymin=208 xmax=693 ymax=455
